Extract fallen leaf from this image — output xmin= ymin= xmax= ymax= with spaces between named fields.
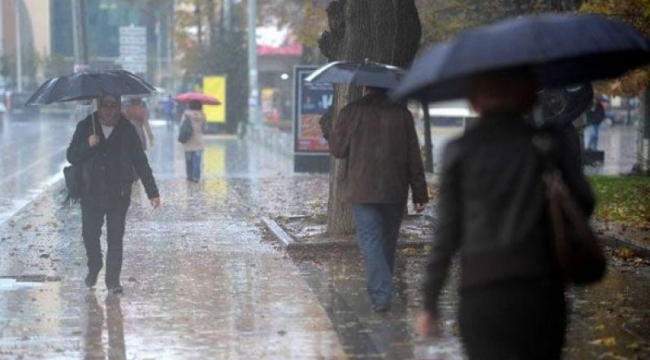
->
xmin=589 ymin=337 xmax=616 ymax=346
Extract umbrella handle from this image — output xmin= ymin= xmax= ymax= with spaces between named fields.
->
xmin=92 ymin=99 xmax=97 ymax=135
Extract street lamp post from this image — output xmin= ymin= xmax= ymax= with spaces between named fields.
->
xmin=248 ymin=0 xmax=259 ymax=128
xmin=13 ymin=0 xmax=22 ymax=92
xmin=71 ymin=0 xmax=89 ymax=73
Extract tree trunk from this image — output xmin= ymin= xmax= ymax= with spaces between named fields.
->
xmin=635 ymin=89 xmax=650 ymax=176
xmin=319 ymin=0 xmax=422 ymax=235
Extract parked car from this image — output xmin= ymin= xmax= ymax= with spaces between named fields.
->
xmin=6 ymin=91 xmax=40 ymax=120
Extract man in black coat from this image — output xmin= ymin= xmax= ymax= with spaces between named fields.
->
xmin=67 ymin=95 xmax=160 ymax=295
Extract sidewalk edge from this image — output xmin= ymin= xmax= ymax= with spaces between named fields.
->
xmin=261 ymin=216 xmax=295 ymax=248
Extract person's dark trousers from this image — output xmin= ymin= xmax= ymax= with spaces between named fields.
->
xmin=459 ymin=279 xmax=566 ymax=360
xmin=587 ymin=124 xmax=601 ymax=150
xmin=81 ymin=195 xmax=131 ymax=289
xmin=352 ymin=203 xmax=404 ymax=306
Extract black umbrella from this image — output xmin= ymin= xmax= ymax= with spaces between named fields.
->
xmin=26 ymin=70 xmax=156 ymax=106
xmin=305 ymin=59 xmax=405 ymax=89
xmin=392 ymin=13 xmax=650 ymax=103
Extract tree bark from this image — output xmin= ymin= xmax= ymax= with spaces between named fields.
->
xmin=319 ymin=0 xmax=422 ymax=235
xmin=635 ymin=89 xmax=650 ymax=176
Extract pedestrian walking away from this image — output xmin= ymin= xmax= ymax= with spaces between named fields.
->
xmin=585 ymin=96 xmax=605 ymax=151
xmin=181 ymin=100 xmax=207 ymax=183
xmin=417 ymin=68 xmax=596 ymax=359
xmin=66 ymin=95 xmax=161 ymax=295
xmin=329 ymin=86 xmax=429 ymax=313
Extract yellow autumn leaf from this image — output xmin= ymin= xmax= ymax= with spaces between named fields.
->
xmin=589 ymin=336 xmax=617 ymax=346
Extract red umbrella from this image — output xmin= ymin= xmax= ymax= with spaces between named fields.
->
xmin=173 ymin=92 xmax=221 ymax=105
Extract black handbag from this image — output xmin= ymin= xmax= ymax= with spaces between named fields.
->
xmin=533 ymin=133 xmax=607 ymax=285
xmin=63 ymin=164 xmax=83 ymax=200
xmin=177 ymin=115 xmax=193 ymax=144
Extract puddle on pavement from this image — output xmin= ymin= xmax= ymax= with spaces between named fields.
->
xmin=0 ymin=276 xmax=49 ymax=290
xmin=413 ymin=338 xmax=464 ymax=360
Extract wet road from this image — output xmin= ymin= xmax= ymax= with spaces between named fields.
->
xmin=0 ymin=117 xmax=76 ymax=224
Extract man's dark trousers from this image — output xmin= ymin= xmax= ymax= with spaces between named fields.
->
xmin=81 ymin=195 xmax=131 ymax=288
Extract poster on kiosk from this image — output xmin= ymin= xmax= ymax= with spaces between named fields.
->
xmin=293 ymin=65 xmax=333 ymax=173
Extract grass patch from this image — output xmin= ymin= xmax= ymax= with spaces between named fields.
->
xmin=588 ymin=176 xmax=650 ymax=228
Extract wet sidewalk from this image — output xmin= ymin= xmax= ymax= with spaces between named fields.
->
xmin=0 ymin=122 xmax=345 ymax=359
xmin=0 ymin=121 xmax=648 ymax=359
xmin=247 ymin=125 xmax=650 ymax=359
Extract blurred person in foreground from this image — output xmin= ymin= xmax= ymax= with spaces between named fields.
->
xmin=180 ymin=100 xmax=207 ymax=182
xmin=329 ymin=86 xmax=429 ymax=313
xmin=67 ymin=95 xmax=161 ymax=295
xmin=124 ymin=97 xmax=154 ymax=151
xmin=416 ymin=68 xmax=595 ymax=359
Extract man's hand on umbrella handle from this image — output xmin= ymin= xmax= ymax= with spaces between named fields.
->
xmin=88 ymin=135 xmax=100 ymax=147
xmin=414 ymin=203 xmax=426 ymax=213
xmin=150 ymin=197 xmax=161 ymax=209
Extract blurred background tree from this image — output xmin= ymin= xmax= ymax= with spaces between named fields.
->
xmin=417 ymin=0 xmax=584 ymax=44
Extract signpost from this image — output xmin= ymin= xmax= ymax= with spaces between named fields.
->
xmin=119 ymin=26 xmax=147 ymax=74
xmin=293 ymin=65 xmax=333 ymax=173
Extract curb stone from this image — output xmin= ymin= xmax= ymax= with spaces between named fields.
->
xmin=261 ymin=216 xmax=295 ymax=248
xmin=261 ymin=216 xmax=430 ymax=250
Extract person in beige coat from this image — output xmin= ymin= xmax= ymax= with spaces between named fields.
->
xmin=181 ymin=100 xmax=207 ymax=182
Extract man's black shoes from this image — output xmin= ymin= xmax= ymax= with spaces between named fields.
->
xmin=84 ymin=272 xmax=99 ymax=288
xmin=108 ymin=286 xmax=123 ymax=295
xmin=373 ymin=303 xmax=391 ymax=313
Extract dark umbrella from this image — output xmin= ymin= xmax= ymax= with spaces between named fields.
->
xmin=305 ymin=59 xmax=405 ymax=89
xmin=392 ymin=13 xmax=650 ymax=103
xmin=26 ymin=70 xmax=156 ymax=106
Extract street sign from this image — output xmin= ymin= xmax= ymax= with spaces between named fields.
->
xmin=119 ymin=26 xmax=147 ymax=74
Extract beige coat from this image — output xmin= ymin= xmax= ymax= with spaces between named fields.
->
xmin=181 ymin=109 xmax=207 ymax=151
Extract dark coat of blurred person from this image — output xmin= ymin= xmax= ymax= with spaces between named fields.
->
xmin=329 ymin=86 xmax=429 ymax=313
xmin=67 ymin=95 xmax=161 ymax=295
xmin=417 ymin=69 xmax=595 ymax=359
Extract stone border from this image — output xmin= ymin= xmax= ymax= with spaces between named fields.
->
xmin=261 ymin=217 xmax=295 ymax=248
xmin=261 ymin=216 xmax=429 ymax=250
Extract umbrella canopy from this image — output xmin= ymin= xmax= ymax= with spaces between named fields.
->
xmin=26 ymin=70 xmax=156 ymax=106
xmin=305 ymin=59 xmax=405 ymax=89
xmin=392 ymin=13 xmax=650 ymax=103
xmin=173 ymin=92 xmax=221 ymax=105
